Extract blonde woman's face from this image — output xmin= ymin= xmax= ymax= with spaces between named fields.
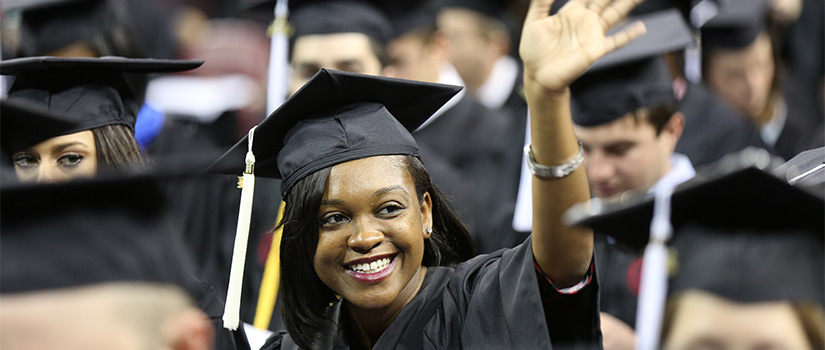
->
xmin=12 ymin=130 xmax=98 ymax=183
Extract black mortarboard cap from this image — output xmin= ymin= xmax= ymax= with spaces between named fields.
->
xmin=10 ymin=0 xmax=111 ymax=56
xmin=8 ymin=0 xmax=179 ymax=59
xmin=0 ymin=56 xmax=202 ymax=153
xmin=571 ymin=9 xmax=693 ymax=126
xmin=700 ymin=0 xmax=769 ymax=50
xmin=567 ymin=149 xmax=824 ymax=252
xmin=1 ymin=97 xmax=80 ymax=155
xmin=629 ymin=0 xmax=693 ymax=19
xmin=210 ymin=68 xmax=461 ymax=196
xmin=383 ymin=0 xmax=441 ymax=39
xmin=291 ymin=0 xmax=393 ymax=44
xmin=668 ymin=224 xmax=823 ymax=304
xmin=567 ymin=149 xmax=824 ymax=304
xmin=0 ymin=175 xmax=195 ymax=294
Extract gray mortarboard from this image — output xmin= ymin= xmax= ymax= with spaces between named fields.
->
xmin=0 ymin=174 xmax=196 ymax=294
xmin=290 ymin=0 xmax=394 ymax=44
xmin=774 ymin=147 xmax=825 ymax=188
xmin=567 ymin=149 xmax=824 ymax=253
xmin=0 ymin=97 xmax=79 ymax=156
xmin=570 ymin=9 xmax=694 ymax=127
xmin=700 ymin=0 xmax=770 ymax=50
xmin=211 ymin=68 xmax=461 ymax=196
xmin=0 ymin=56 xmax=202 ymax=154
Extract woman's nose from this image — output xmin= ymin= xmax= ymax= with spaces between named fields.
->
xmin=36 ymin=164 xmax=62 ymax=184
xmin=348 ymin=222 xmax=384 ymax=253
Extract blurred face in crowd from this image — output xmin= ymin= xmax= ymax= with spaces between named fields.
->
xmin=12 ymin=131 xmax=98 ymax=183
xmin=705 ymin=32 xmax=775 ymax=124
xmin=385 ymin=30 xmax=445 ymax=83
xmin=663 ymin=290 xmax=813 ymax=350
xmin=313 ymin=155 xmax=432 ymax=319
xmin=575 ymin=110 xmax=683 ymax=198
xmin=0 ymin=283 xmax=213 ymax=350
xmin=289 ymin=33 xmax=383 ymax=95
xmin=437 ymin=8 xmax=509 ymax=91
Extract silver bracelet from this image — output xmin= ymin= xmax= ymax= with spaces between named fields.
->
xmin=524 ymin=141 xmax=584 ymax=179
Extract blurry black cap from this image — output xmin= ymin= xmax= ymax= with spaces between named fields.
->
xmin=567 ymin=149 xmax=823 ymax=252
xmin=571 ymin=9 xmax=693 ymax=126
xmin=567 ymin=148 xmax=824 ymax=304
xmin=291 ymin=0 xmax=393 ymax=44
xmin=383 ymin=0 xmax=441 ymax=39
xmin=668 ymin=224 xmax=823 ymax=304
xmin=629 ymin=0 xmax=693 ymax=19
xmin=210 ymin=69 xmax=461 ymax=196
xmin=9 ymin=0 xmax=180 ymax=59
xmin=1 ymin=97 xmax=80 ymax=155
xmin=700 ymin=0 xmax=769 ymax=50
xmin=11 ymin=0 xmax=111 ymax=56
xmin=0 ymin=174 xmax=196 ymax=294
xmin=1 ymin=56 xmax=202 ymax=152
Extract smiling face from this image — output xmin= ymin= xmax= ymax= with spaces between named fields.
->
xmin=12 ymin=130 xmax=98 ymax=183
xmin=313 ymin=155 xmax=432 ymax=314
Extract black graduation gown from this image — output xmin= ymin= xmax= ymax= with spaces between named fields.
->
xmin=676 ymin=83 xmax=770 ymax=167
xmin=593 ymin=234 xmax=641 ymax=328
xmin=773 ymin=78 xmax=825 ymax=160
xmin=413 ymin=94 xmax=521 ymax=253
xmin=485 ymin=65 xmax=532 ymax=254
xmin=189 ymin=276 xmax=253 ymax=350
xmin=261 ymin=238 xmax=601 ymax=349
xmin=146 ymin=115 xmax=281 ymax=326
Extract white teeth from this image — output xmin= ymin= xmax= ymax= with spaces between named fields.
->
xmin=349 ymin=257 xmax=392 ymax=274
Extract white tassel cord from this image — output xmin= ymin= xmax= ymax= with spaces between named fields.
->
xmin=635 ymin=184 xmax=676 ymax=350
xmin=223 ymin=126 xmax=258 ymax=331
xmin=266 ymin=0 xmax=290 ymax=115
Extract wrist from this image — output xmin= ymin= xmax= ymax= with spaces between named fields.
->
xmin=523 ymin=73 xmax=570 ymax=101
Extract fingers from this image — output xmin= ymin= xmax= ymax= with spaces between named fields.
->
xmin=600 ymin=0 xmax=645 ymax=30
xmin=525 ymin=0 xmax=555 ymax=23
xmin=585 ymin=0 xmax=612 ymax=12
xmin=602 ymin=21 xmax=646 ymax=55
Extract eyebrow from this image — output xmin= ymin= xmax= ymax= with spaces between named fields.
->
xmin=52 ymin=142 xmax=89 ymax=153
xmin=333 ymin=59 xmax=364 ymax=69
xmin=320 ymin=199 xmax=344 ymax=206
xmin=320 ymin=186 xmax=410 ymax=206
xmin=374 ymin=185 xmax=408 ymax=198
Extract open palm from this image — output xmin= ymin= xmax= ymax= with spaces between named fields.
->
xmin=520 ymin=0 xmax=646 ymax=92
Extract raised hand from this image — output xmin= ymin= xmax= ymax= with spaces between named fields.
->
xmin=520 ymin=0 xmax=646 ymax=93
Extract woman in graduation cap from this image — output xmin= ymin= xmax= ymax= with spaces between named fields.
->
xmin=0 ymin=56 xmax=201 ymax=183
xmin=213 ymin=0 xmax=647 ymax=348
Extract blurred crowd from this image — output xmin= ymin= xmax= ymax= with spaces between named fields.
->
xmin=0 ymin=0 xmax=822 ymax=349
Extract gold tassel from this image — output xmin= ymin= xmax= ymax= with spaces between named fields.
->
xmin=253 ymin=202 xmax=285 ymax=329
